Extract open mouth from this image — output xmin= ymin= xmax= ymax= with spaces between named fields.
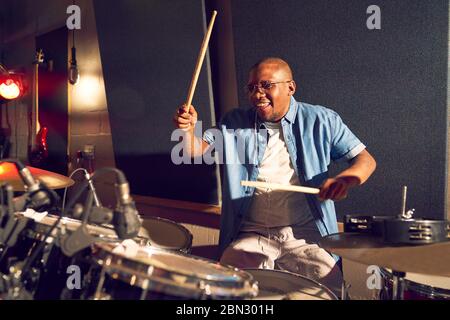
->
xmin=256 ymin=102 xmax=271 ymax=111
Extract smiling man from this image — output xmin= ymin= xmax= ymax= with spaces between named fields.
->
xmin=173 ymin=57 xmax=376 ymax=294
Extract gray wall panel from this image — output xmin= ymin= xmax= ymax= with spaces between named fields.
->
xmin=94 ymin=0 xmax=218 ymax=204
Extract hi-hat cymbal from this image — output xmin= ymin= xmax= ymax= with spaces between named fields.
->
xmin=320 ymin=233 xmax=450 ymax=277
xmin=0 ymin=162 xmax=74 ymax=191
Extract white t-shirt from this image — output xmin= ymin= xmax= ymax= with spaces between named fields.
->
xmin=241 ymin=121 xmax=316 ymax=230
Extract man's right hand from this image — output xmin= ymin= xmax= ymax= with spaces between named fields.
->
xmin=173 ymin=104 xmax=198 ymax=130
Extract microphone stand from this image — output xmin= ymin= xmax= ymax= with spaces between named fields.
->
xmin=60 ymin=191 xmax=97 ymax=257
xmin=0 ymin=183 xmax=29 ymax=265
xmin=84 ymin=171 xmax=101 ymax=208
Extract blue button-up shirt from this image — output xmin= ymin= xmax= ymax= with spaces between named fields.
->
xmin=204 ymin=97 xmax=365 ymax=255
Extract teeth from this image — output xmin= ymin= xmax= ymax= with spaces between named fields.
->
xmin=257 ymin=102 xmax=270 ymax=108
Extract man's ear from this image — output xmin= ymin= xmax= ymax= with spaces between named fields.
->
xmin=288 ymin=80 xmax=296 ymax=96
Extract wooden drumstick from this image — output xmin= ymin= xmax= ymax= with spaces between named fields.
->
xmin=185 ymin=10 xmax=217 ymax=111
xmin=241 ymin=180 xmax=320 ymax=195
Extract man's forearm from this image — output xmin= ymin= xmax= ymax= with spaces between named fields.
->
xmin=183 ymin=128 xmax=209 ymax=158
xmin=335 ymin=149 xmax=377 ymax=185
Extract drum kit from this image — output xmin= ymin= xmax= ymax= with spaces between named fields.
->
xmin=320 ymin=213 xmax=450 ymax=300
xmin=0 ymin=160 xmax=260 ymax=300
xmin=1 ymin=161 xmax=449 ymax=300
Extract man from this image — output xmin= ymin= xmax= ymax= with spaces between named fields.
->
xmin=173 ymin=57 xmax=376 ymax=293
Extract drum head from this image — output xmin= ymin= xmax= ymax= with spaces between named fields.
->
xmin=383 ymin=268 xmax=450 ymax=299
xmin=143 ymin=217 xmax=192 ymax=252
xmin=244 ymin=269 xmax=337 ymax=300
xmin=404 ymin=273 xmax=450 ymax=291
xmin=93 ymin=242 xmax=257 ymax=299
xmin=17 ymin=212 xmax=119 ymax=240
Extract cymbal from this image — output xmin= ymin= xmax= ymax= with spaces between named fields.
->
xmin=0 ymin=162 xmax=74 ymax=191
xmin=320 ymin=233 xmax=450 ymax=277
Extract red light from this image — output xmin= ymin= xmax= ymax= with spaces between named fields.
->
xmin=0 ymin=78 xmax=21 ymax=99
xmin=0 ymin=70 xmax=23 ymax=101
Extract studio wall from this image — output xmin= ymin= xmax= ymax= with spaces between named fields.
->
xmin=231 ymin=0 xmax=449 ymax=219
xmin=93 ymin=0 xmax=220 ymax=204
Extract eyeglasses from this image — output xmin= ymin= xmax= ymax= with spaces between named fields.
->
xmin=246 ymin=80 xmax=292 ymax=93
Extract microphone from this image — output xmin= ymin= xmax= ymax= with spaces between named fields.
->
xmin=11 ymin=160 xmax=55 ymax=212
xmin=113 ymin=173 xmax=142 ymax=239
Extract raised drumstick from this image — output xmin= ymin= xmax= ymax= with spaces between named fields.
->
xmin=185 ymin=10 xmax=217 ymax=110
xmin=241 ymin=180 xmax=320 ymax=195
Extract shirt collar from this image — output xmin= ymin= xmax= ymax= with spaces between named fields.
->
xmin=283 ymin=96 xmax=298 ymax=124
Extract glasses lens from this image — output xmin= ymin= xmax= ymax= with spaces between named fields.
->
xmin=247 ymin=84 xmax=256 ymax=92
xmin=260 ymin=81 xmax=272 ymax=90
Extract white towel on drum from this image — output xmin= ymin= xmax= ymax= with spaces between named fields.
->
xmin=112 ymin=239 xmax=140 ymax=257
xmin=21 ymin=208 xmax=48 ymax=222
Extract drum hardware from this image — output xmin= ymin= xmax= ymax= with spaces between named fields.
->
xmin=344 ymin=215 xmax=450 ymax=245
xmin=400 ymin=185 xmax=407 ymax=218
xmin=92 ymin=255 xmax=112 ymax=300
xmin=345 ymin=185 xmax=450 ymax=245
xmin=399 ymin=186 xmax=415 ymax=220
xmin=0 ymin=269 xmax=33 ymax=300
xmin=391 ymin=271 xmax=406 ymax=300
xmin=0 ymin=182 xmax=28 ymax=248
xmin=341 ymin=280 xmax=351 ymax=300
xmin=0 ymin=182 xmax=33 ymax=272
xmin=61 ymin=167 xmax=101 ymax=213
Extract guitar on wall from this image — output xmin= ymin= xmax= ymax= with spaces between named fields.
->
xmin=28 ymin=49 xmax=49 ymax=167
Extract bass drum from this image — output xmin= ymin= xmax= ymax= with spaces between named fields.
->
xmin=380 ymin=268 xmax=450 ymax=300
xmin=87 ymin=242 xmax=258 ymax=300
xmin=244 ymin=269 xmax=338 ymax=300
xmin=142 ymin=217 xmax=192 ymax=253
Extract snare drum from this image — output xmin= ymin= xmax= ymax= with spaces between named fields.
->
xmin=244 ymin=269 xmax=338 ymax=300
xmin=142 ymin=217 xmax=192 ymax=253
xmin=88 ymin=242 xmax=258 ymax=300
xmin=380 ymin=268 xmax=450 ymax=300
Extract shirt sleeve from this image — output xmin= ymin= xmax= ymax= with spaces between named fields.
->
xmin=203 ymin=125 xmax=218 ymax=145
xmin=329 ymin=111 xmax=366 ymax=162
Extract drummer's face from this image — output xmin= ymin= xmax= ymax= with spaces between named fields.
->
xmin=247 ymin=63 xmax=295 ymax=122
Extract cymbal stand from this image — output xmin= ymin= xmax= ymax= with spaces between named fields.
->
xmin=391 ymin=270 xmax=406 ymax=300
xmin=341 ymin=280 xmax=351 ymax=300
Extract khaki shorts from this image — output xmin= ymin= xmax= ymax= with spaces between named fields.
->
xmin=220 ymin=225 xmax=343 ymax=295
